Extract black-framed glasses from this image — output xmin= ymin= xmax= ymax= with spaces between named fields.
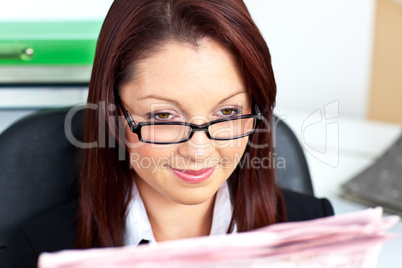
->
xmin=116 ymin=95 xmax=263 ymax=144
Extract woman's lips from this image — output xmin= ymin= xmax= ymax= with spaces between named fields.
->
xmin=169 ymin=167 xmax=215 ymax=184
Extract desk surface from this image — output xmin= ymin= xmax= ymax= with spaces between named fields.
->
xmin=1 ymin=108 xmax=402 ymax=267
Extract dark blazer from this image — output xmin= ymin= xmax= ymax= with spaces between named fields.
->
xmin=6 ymin=190 xmax=334 ymax=268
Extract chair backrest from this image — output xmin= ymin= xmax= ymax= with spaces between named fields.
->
xmin=0 ymin=107 xmax=313 ymax=267
xmin=0 ymin=107 xmax=83 ymax=267
xmin=272 ymin=115 xmax=314 ymax=196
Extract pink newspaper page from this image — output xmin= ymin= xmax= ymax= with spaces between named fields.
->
xmin=38 ymin=207 xmax=400 ymax=268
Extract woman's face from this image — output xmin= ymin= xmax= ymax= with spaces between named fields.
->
xmin=120 ymin=39 xmax=251 ymax=206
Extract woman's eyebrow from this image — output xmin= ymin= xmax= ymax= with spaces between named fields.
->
xmin=217 ymin=90 xmax=247 ymax=105
xmin=138 ymin=90 xmax=246 ymax=108
xmin=138 ymin=95 xmax=183 ymax=108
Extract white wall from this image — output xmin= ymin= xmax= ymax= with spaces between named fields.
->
xmin=0 ymin=0 xmax=113 ymax=21
xmin=244 ymin=0 xmax=376 ymax=118
xmin=0 ymin=0 xmax=376 ymax=118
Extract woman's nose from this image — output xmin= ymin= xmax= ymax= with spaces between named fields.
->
xmin=177 ymin=130 xmax=215 ymax=162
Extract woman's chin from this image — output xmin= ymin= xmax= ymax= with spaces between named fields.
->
xmin=166 ymin=190 xmax=217 ymax=206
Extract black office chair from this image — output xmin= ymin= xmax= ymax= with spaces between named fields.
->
xmin=272 ymin=117 xmax=314 ymax=195
xmin=0 ymin=107 xmax=313 ymax=267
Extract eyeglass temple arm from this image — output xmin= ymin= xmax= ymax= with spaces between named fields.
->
xmin=253 ymin=102 xmax=262 ymax=116
xmin=115 ymin=94 xmax=137 ymax=131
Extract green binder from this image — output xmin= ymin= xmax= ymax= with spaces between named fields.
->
xmin=0 ymin=21 xmax=102 ymax=83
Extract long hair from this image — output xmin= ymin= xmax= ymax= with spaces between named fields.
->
xmin=76 ymin=0 xmax=286 ymax=248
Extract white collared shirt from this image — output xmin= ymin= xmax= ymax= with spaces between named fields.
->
xmin=124 ymin=182 xmax=234 ymax=246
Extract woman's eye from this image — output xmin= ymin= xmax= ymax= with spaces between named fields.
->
xmin=145 ymin=111 xmax=181 ymax=121
xmin=152 ymin=112 xmax=178 ymax=121
xmin=156 ymin=113 xmax=170 ymax=119
xmin=218 ymin=108 xmax=238 ymax=117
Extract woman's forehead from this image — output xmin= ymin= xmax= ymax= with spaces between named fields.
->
xmin=120 ymin=39 xmax=249 ymax=109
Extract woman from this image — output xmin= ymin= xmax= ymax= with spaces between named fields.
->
xmin=8 ymin=0 xmax=333 ymax=266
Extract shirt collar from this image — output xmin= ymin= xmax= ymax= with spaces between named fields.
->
xmin=124 ymin=183 xmax=156 ymax=246
xmin=124 ymin=182 xmax=234 ymax=246
xmin=210 ymin=181 xmax=234 ymax=235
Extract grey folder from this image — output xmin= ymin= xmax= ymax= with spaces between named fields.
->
xmin=342 ymin=134 xmax=402 ymax=215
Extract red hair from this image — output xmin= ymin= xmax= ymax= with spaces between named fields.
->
xmin=76 ymin=0 xmax=285 ymax=248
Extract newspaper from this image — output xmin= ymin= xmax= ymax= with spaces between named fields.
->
xmin=38 ymin=208 xmax=399 ymax=268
